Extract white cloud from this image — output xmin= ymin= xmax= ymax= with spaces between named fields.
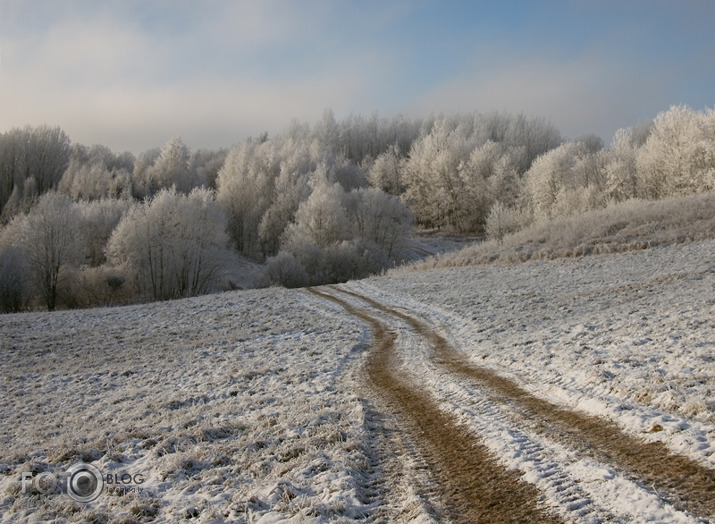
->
xmin=405 ymin=51 xmax=672 ymax=141
xmin=1 ymin=61 xmax=374 ymax=152
xmin=0 ymin=1 xmax=392 ymax=151
xmin=2 ymin=0 xmax=700 ymax=152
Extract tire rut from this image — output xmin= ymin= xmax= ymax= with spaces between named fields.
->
xmin=308 ymin=287 xmax=562 ymax=524
xmin=337 ymin=286 xmax=715 ymax=521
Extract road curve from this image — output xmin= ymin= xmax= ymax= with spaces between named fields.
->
xmin=311 ymin=287 xmax=715 ymax=522
xmin=308 ymin=286 xmax=562 ymax=523
xmin=331 ymin=286 xmax=715 ymax=522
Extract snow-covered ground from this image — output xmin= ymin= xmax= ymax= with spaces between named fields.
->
xmin=0 ymin=289 xmax=403 ymax=522
xmin=357 ymin=239 xmax=715 ymax=444
xmin=0 ymin=239 xmax=713 ymax=522
xmin=342 ymin=238 xmax=714 ymax=522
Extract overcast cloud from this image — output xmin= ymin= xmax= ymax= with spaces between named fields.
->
xmin=1 ymin=0 xmax=713 ymax=152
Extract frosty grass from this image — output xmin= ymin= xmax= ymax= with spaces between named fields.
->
xmin=1 ymin=239 xmax=713 ymax=522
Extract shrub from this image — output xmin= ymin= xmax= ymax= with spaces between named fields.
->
xmin=106 ymin=188 xmax=232 ymax=301
xmin=485 ymin=202 xmax=531 ymax=242
xmin=408 ymin=192 xmax=715 ymax=269
xmin=264 ymin=251 xmax=310 ymax=288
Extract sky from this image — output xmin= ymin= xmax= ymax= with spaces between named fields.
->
xmin=1 ymin=0 xmax=713 ymax=153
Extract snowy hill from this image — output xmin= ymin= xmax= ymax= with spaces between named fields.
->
xmin=1 ymin=239 xmax=713 ymax=522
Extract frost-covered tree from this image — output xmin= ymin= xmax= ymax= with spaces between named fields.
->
xmin=22 ymin=126 xmax=72 ymax=195
xmin=457 ymin=140 xmax=508 ymax=231
xmin=574 ymin=133 xmax=605 ymax=154
xmin=0 ymin=129 xmax=29 ymax=217
xmin=368 ymin=144 xmax=404 ymax=195
xmin=0 ymin=126 xmax=71 ymax=220
xmin=402 ymin=119 xmax=476 ymax=229
xmin=603 ymin=122 xmax=651 ymax=202
xmin=216 ymin=139 xmax=278 ymax=258
xmin=346 ymin=187 xmax=413 ymax=259
xmin=106 ymin=188 xmax=230 ymax=301
xmin=17 ymin=192 xmax=83 ymax=310
xmin=267 ymin=173 xmax=413 ymax=287
xmin=332 ymin=158 xmax=367 ymax=191
xmin=191 ymin=148 xmax=228 ymax=189
xmin=283 ymin=178 xmax=350 ymax=250
xmin=399 ymin=112 xmax=561 ymax=232
xmin=217 ymin=132 xmax=349 ymax=260
xmin=487 ymin=154 xmax=522 ymax=208
xmin=131 ymin=148 xmax=162 ymax=199
xmin=636 ymin=105 xmax=715 ymax=198
xmin=59 ymin=144 xmax=134 ymax=200
xmin=129 ymin=139 xmax=198 ymax=198
xmin=525 ymin=143 xmax=576 ymax=220
xmin=262 ymin=251 xmax=309 ymax=288
xmin=474 ymin=111 xmax=562 ymax=172
xmin=77 ymin=198 xmax=133 ymax=266
xmin=272 ymin=176 xmax=357 ymax=286
xmin=150 ymin=137 xmax=197 ymax=194
xmin=257 ymin=163 xmax=311 ymax=257
xmin=312 ymin=108 xmax=341 ymax=156
xmin=524 ymin=141 xmax=607 ymax=221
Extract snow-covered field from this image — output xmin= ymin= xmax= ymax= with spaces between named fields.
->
xmin=0 ymin=290 xmax=395 ymax=522
xmin=1 ymin=239 xmax=713 ymax=522
xmin=361 ymin=239 xmax=715 ymax=445
xmin=341 ymin=238 xmax=715 ymax=522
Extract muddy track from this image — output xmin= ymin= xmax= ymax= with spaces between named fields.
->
xmin=335 ymin=286 xmax=715 ymax=521
xmin=308 ymin=287 xmax=562 ymax=523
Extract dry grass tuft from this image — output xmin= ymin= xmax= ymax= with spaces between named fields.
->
xmin=399 ymin=192 xmax=715 ymax=271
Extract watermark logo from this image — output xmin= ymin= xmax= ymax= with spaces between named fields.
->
xmin=65 ymin=463 xmax=104 ymax=503
xmin=21 ymin=462 xmax=145 ymax=502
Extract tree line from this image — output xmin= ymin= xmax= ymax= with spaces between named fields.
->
xmin=0 ymin=105 xmax=713 ymax=311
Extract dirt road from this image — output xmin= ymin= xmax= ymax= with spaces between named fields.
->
xmin=309 ymin=287 xmax=562 ymax=523
xmin=308 ymin=286 xmax=715 ymax=523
